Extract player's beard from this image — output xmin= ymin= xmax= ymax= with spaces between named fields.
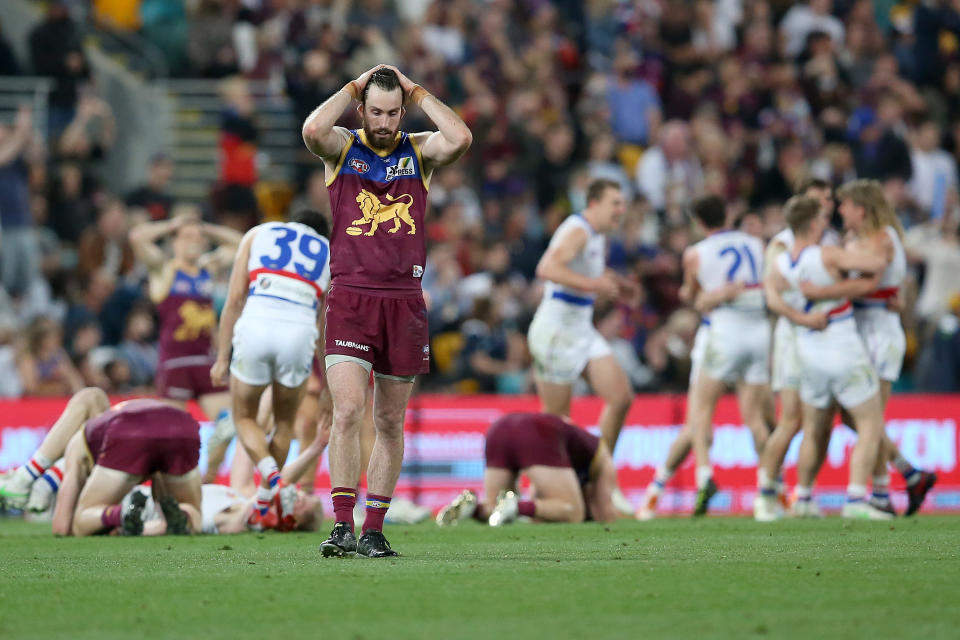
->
xmin=362 ymin=120 xmax=398 ymax=150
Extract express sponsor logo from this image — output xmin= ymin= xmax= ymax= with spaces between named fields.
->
xmin=385 ymin=156 xmax=415 ymax=181
xmin=334 ymin=339 xmax=371 ymax=352
xmin=349 ymin=158 xmax=369 ymax=174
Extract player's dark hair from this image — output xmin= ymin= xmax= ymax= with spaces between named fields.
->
xmin=362 ymin=68 xmax=402 ymax=104
xmin=784 ymin=195 xmax=821 ymax=235
xmin=689 ymin=195 xmax=726 ymax=230
xmin=290 ymin=209 xmax=330 ymax=238
xmin=795 ymin=176 xmax=829 ymax=195
xmin=586 ymin=178 xmax=621 ymax=205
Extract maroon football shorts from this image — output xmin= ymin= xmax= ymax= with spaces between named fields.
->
xmin=95 ymin=404 xmax=201 ymax=476
xmin=156 ymin=355 xmax=226 ymax=400
xmin=324 ymin=284 xmax=429 ymax=377
xmin=484 ymin=413 xmax=573 ymax=471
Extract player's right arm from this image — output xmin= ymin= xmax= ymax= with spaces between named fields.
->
xmin=821 ymin=245 xmax=887 ymax=275
xmin=302 ymin=65 xmax=384 ymax=165
xmin=799 ymin=273 xmax=882 ymax=301
xmin=51 ymin=432 xmax=89 ymax=536
xmin=210 ymin=228 xmax=256 ymax=386
xmin=678 ymin=246 xmax=700 ymax=305
xmin=535 ymin=226 xmax=618 ymax=296
xmin=129 ymin=217 xmax=182 ymax=272
xmin=763 ymin=247 xmax=827 ymax=329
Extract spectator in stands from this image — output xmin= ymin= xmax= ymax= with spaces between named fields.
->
xmin=908 ymin=118 xmax=959 ymax=218
xmin=458 ymin=296 xmax=527 ymax=394
xmin=916 ymin=293 xmax=960 ymax=392
xmin=851 ymin=94 xmax=912 ymax=182
xmin=214 ymin=77 xmax=258 ymax=229
xmin=28 ymin=1 xmax=89 ymax=137
xmin=0 ymin=313 xmax=23 ymax=397
xmin=0 ymin=19 xmax=21 ymax=76
xmin=117 ymin=305 xmax=158 ymax=387
xmin=780 ymin=0 xmax=845 ymax=59
xmin=47 ymin=161 xmax=96 ymax=244
xmin=0 ymin=105 xmax=40 ymax=298
xmin=288 ymin=168 xmax=331 ymax=222
xmin=76 ymin=197 xmax=135 ymax=282
xmin=125 ymin=153 xmax=175 ymax=221
xmin=16 ymin=317 xmax=84 ymax=397
xmin=186 ymin=0 xmax=237 ymax=78
xmin=607 ymin=51 xmax=661 ymax=148
xmin=635 ymin=120 xmax=703 ymax=215
xmin=906 ymin=214 xmax=960 ymax=325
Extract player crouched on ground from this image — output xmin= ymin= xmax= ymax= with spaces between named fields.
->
xmin=50 ymin=398 xmax=203 ymax=536
xmin=436 ymin=412 xmax=618 ymax=526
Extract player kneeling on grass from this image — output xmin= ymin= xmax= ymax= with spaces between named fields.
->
xmin=436 ymin=412 xmax=618 ymax=526
xmin=49 ymin=398 xmax=203 ymax=536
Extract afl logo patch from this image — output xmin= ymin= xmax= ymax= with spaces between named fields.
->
xmin=349 ymin=158 xmax=369 ymax=174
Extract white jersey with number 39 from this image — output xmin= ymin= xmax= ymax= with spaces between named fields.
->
xmin=246 ymin=221 xmax=331 ymax=315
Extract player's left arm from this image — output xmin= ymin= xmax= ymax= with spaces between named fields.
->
xmin=211 ymin=228 xmax=256 ymax=386
xmin=51 ymin=432 xmax=89 ymax=536
xmin=385 ymin=66 xmax=472 ymax=174
xmin=693 ymin=281 xmax=744 ymax=314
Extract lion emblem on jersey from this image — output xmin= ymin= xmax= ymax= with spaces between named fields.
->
xmin=173 ymin=300 xmax=216 ymax=341
xmin=352 ymin=190 xmax=417 ymax=236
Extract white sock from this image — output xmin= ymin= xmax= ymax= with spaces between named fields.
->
xmin=650 ymin=465 xmax=673 ymax=492
xmin=23 ymin=452 xmax=54 ymax=480
xmin=846 ymin=483 xmax=867 ymax=501
xmin=255 ymin=486 xmax=273 ymax=516
xmin=795 ymin=485 xmax=813 ymax=500
xmin=256 ymin=456 xmax=280 ymax=489
xmin=695 ymin=465 xmax=713 ymax=490
xmin=757 ymin=468 xmax=775 ymax=491
xmin=872 ymin=474 xmax=890 ymax=500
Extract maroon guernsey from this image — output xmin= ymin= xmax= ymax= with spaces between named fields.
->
xmin=325 ymin=129 xmax=429 ymax=292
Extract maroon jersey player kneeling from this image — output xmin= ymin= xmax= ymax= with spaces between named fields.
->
xmin=436 ymin=413 xmax=619 ymax=527
xmin=51 ymin=399 xmax=203 ymax=537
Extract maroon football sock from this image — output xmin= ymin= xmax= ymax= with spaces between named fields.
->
xmin=362 ymin=493 xmax=391 ymax=534
xmin=518 ymin=500 xmax=536 ymax=518
xmin=101 ymin=504 xmax=123 ymax=530
xmin=331 ymin=487 xmax=357 ymax=532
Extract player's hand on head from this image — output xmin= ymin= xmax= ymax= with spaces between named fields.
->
xmin=381 ymin=64 xmax=416 ymax=93
xmin=356 ymin=64 xmax=387 ymax=89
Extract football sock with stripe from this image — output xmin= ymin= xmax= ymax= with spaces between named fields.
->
xmin=362 ymin=494 xmax=391 ymax=533
xmin=332 ymin=487 xmax=357 ymax=532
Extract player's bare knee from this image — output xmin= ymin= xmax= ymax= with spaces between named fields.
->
xmin=76 ymin=386 xmax=109 ymax=413
xmin=332 ymin=401 xmax=365 ymax=432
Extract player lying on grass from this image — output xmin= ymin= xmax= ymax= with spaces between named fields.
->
xmin=436 ymin=412 xmax=618 ymax=526
xmin=128 ymin=453 xmax=325 ymax=535
xmin=49 ymin=398 xmax=203 ymax=536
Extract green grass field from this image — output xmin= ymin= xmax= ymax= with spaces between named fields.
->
xmin=2 ymin=516 xmax=958 ymax=639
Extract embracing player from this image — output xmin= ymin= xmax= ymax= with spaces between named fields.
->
xmin=527 ymin=178 xmax=635 ymax=515
xmin=129 ymin=214 xmax=242 ymax=482
xmin=772 ymin=195 xmax=893 ymax=519
xmin=210 ymin=209 xmax=331 ymax=523
xmin=302 ymin=64 xmax=471 ymax=557
xmin=801 ymin=180 xmax=936 ymax=515
xmin=639 ymin=196 xmax=784 ymax=518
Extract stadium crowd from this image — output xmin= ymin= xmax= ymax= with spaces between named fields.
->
xmin=2 ymin=0 xmax=960 ymax=399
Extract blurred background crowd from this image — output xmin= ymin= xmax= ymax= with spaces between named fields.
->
xmin=2 ymin=0 xmax=960 ymax=399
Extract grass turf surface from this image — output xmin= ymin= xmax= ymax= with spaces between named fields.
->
xmin=1 ymin=516 xmax=958 ymax=639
